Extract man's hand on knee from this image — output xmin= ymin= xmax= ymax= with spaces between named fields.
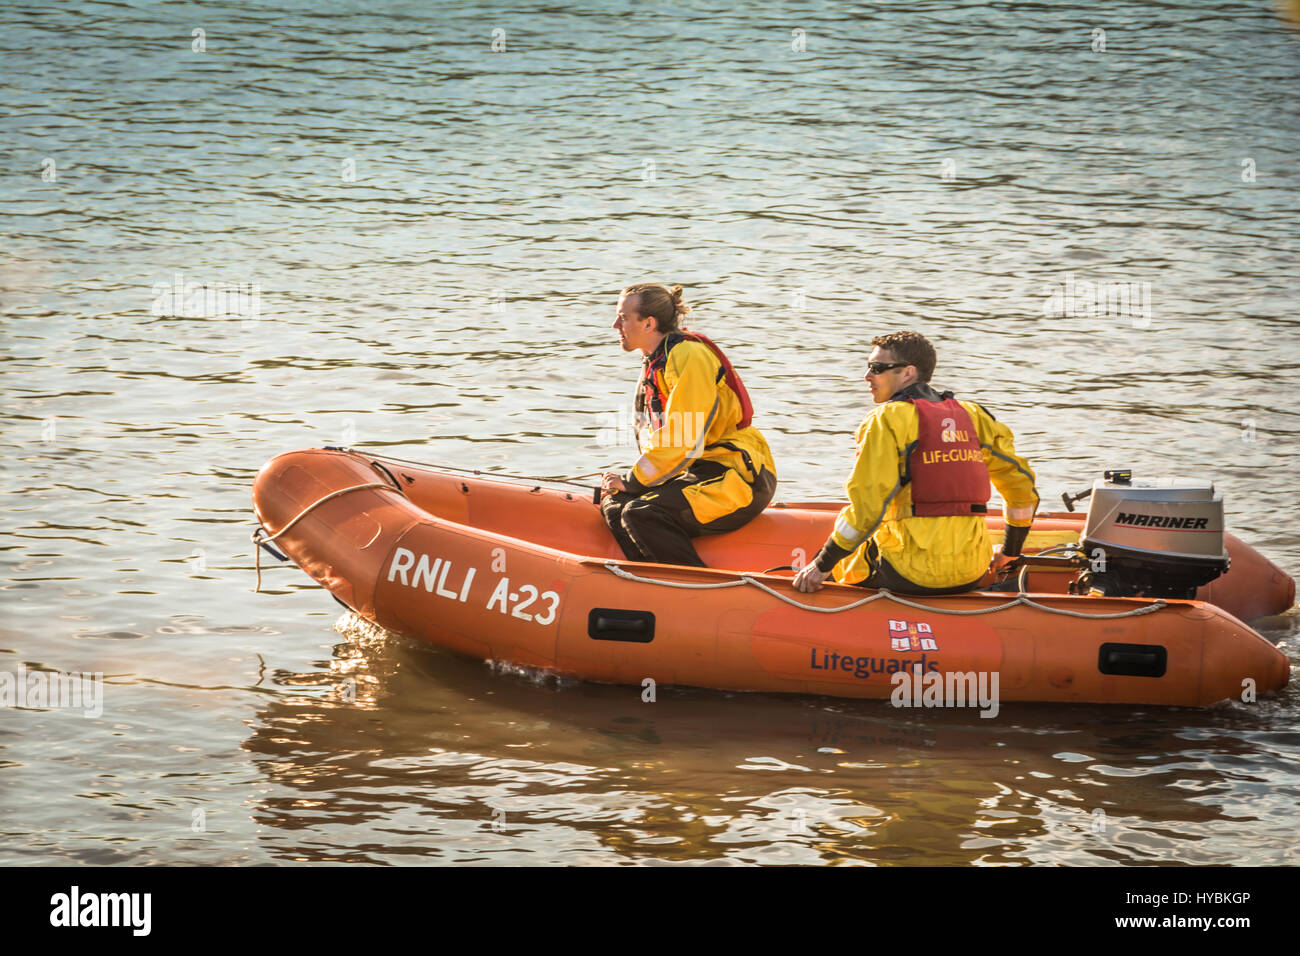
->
xmin=601 ymin=473 xmax=627 ymax=496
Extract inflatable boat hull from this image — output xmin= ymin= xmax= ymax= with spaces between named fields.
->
xmin=252 ymin=449 xmax=1293 ymax=708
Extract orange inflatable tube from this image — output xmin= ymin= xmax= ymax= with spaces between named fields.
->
xmin=252 ymin=449 xmax=1293 ymax=708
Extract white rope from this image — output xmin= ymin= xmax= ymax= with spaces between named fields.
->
xmin=599 ymin=570 xmax=749 ymax=591
xmin=603 ymin=563 xmax=1167 ymax=620
xmin=252 ymin=482 xmax=394 ymax=591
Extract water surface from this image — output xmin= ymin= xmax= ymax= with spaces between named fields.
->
xmin=2 ymin=0 xmax=1298 ymax=865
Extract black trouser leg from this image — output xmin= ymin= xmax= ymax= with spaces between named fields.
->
xmin=620 ymin=493 xmax=708 ymax=567
xmin=606 ymin=462 xmax=777 ymax=568
xmin=601 ymin=491 xmax=650 ymax=561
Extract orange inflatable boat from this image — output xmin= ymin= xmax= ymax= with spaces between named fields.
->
xmin=251 ymin=448 xmax=1294 ymax=708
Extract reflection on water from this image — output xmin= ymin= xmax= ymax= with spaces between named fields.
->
xmin=230 ymin=614 xmax=1300 ymax=865
xmin=1 ymin=0 xmax=1297 ymax=865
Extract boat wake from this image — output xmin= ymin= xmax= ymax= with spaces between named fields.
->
xmin=485 ymin=657 xmax=578 ymax=691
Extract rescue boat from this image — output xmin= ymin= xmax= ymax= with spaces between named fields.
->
xmin=251 ymin=448 xmax=1294 ymax=708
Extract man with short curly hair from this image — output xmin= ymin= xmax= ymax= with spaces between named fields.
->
xmin=793 ymin=330 xmax=1038 ymax=595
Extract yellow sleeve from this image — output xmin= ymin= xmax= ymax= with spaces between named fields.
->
xmin=630 ymin=343 xmax=720 ymax=487
xmin=829 ymin=408 xmax=907 ymax=552
xmin=969 ymin=403 xmax=1038 ymax=526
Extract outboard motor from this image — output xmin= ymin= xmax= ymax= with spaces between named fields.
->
xmin=1063 ymin=470 xmax=1230 ymax=599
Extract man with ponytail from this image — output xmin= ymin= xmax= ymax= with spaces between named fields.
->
xmin=601 ymin=283 xmax=777 ymax=567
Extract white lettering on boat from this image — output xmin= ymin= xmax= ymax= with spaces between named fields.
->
xmin=412 ymin=553 xmax=441 ymax=591
xmin=388 ymin=547 xmax=416 ymax=584
xmin=486 ymin=576 xmax=560 ymax=626
xmin=389 ymin=549 xmax=559 ymax=625
xmin=387 ymin=547 xmax=473 ymax=603
xmin=512 ymin=584 xmax=538 ymax=620
xmin=435 ymin=560 xmax=460 ymax=600
xmin=487 ymin=577 xmax=510 ymax=614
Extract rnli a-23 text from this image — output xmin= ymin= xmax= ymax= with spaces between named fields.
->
xmin=386 ymin=547 xmax=560 ymax=626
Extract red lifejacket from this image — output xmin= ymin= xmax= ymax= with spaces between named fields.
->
xmin=906 ymin=397 xmax=991 ymax=517
xmin=643 ymin=331 xmax=753 ymax=430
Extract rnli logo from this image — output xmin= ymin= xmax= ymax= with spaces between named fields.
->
xmin=889 ymin=619 xmax=938 ymax=652
xmin=939 ymin=417 xmax=970 ymax=444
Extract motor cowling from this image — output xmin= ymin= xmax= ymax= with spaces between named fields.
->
xmin=1072 ymin=473 xmax=1230 ymax=599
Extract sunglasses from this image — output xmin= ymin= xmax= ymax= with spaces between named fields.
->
xmin=866 ymin=361 xmax=910 ymax=375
